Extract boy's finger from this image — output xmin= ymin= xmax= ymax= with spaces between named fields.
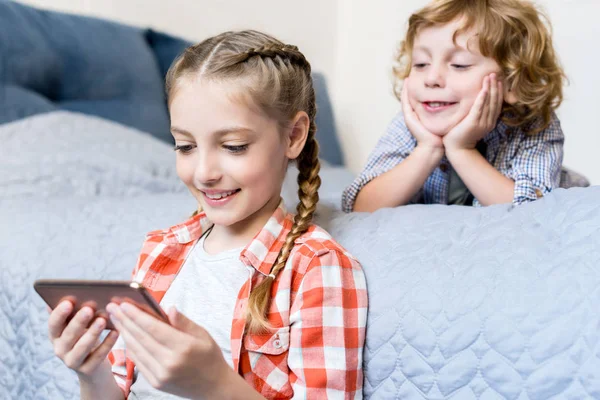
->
xmin=494 ymin=80 xmax=503 ymax=120
xmin=481 ymin=91 xmax=490 ymax=125
xmin=488 ymin=74 xmax=497 ymax=120
xmin=488 ymin=75 xmax=500 ymax=124
xmin=401 ymin=82 xmax=411 ymax=110
xmin=471 ymin=77 xmax=489 ymax=121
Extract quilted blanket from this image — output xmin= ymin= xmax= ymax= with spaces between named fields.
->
xmin=327 ymin=188 xmax=600 ymax=399
xmin=1 ymin=112 xmax=599 ymax=399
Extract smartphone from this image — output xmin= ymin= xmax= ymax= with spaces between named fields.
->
xmin=34 ymin=279 xmax=169 ymax=330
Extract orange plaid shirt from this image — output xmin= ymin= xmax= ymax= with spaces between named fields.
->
xmin=108 ymin=203 xmax=368 ymax=399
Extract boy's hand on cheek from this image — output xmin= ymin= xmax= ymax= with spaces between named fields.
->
xmin=444 ymin=73 xmax=503 ymax=152
xmin=402 ymin=79 xmax=444 ymax=156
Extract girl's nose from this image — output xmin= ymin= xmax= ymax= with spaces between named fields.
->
xmin=194 ymin=151 xmax=221 ymax=185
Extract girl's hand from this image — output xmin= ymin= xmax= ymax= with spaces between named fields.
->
xmin=443 ymin=73 xmax=503 ymax=151
xmin=401 ymin=79 xmax=444 ymax=152
xmin=106 ymin=302 xmax=232 ymax=399
xmin=48 ymin=301 xmax=119 ymax=379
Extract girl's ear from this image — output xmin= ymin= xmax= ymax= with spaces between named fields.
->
xmin=285 ymin=111 xmax=310 ymax=160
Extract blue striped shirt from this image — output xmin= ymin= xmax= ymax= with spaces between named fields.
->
xmin=342 ymin=112 xmax=564 ymax=212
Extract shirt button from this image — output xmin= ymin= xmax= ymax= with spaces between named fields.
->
xmin=440 ymin=164 xmax=448 ymax=173
xmin=273 ymin=338 xmax=282 ymax=349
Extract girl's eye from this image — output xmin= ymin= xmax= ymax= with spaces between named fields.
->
xmin=223 ymin=144 xmax=248 ymax=154
xmin=174 ymin=144 xmax=195 ymax=154
xmin=413 ymin=63 xmax=428 ymax=69
xmin=451 ymin=64 xmax=471 ymax=70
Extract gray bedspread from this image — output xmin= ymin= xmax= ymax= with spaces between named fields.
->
xmin=2 ymin=112 xmax=599 ymax=399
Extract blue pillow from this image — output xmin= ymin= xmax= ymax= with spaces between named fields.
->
xmin=0 ymin=0 xmax=171 ymax=142
xmin=144 ymin=29 xmax=191 ymax=79
xmin=313 ymin=73 xmax=343 ymax=166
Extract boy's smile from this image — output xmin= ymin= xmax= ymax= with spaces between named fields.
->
xmin=421 ymin=101 xmax=458 ymax=114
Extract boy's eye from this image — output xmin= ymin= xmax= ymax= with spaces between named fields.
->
xmin=174 ymin=144 xmax=195 ymax=154
xmin=413 ymin=63 xmax=428 ymax=69
xmin=223 ymin=144 xmax=248 ymax=154
xmin=451 ymin=64 xmax=471 ymax=69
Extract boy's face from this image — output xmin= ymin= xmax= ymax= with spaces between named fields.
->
xmin=407 ymin=19 xmax=507 ymax=136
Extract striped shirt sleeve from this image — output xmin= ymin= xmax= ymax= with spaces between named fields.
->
xmin=107 ymin=336 xmax=130 ymax=396
xmin=288 ymin=248 xmax=368 ymax=399
xmin=341 ymin=113 xmax=417 ymax=212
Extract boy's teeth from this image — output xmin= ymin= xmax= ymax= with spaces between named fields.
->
xmin=206 ymin=190 xmax=236 ymax=199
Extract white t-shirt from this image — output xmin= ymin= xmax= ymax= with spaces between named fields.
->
xmin=128 ymin=233 xmax=248 ymax=400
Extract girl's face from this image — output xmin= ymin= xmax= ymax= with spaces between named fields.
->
xmin=169 ymin=77 xmax=299 ymax=235
xmin=407 ymin=18 xmax=511 ymax=136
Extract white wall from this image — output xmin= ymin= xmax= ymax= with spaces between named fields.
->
xmin=333 ymin=0 xmax=421 ymax=173
xmin=16 ymin=0 xmax=339 ymax=93
xmin=15 ymin=0 xmax=600 ymax=184
xmin=538 ymin=0 xmax=600 ymax=185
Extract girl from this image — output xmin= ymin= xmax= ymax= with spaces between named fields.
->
xmin=343 ymin=0 xmax=566 ymax=212
xmin=47 ymin=30 xmax=368 ymax=399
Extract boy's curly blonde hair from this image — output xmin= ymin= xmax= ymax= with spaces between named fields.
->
xmin=394 ymin=0 xmax=566 ymax=133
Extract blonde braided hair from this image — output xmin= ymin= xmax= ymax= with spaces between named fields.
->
xmin=165 ymin=30 xmax=321 ymax=332
xmin=246 ymin=121 xmax=321 ymax=332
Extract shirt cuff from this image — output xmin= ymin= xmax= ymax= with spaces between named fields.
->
xmin=341 ymin=170 xmax=384 ymax=213
xmin=512 ymin=173 xmax=546 ymax=205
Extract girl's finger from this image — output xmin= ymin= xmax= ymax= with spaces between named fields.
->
xmin=63 ymin=317 xmax=107 ymax=369
xmin=111 ymin=314 xmax=162 ymax=386
xmin=56 ymin=307 xmax=95 ymax=353
xmin=79 ymin=330 xmax=120 ymax=375
xmin=119 ymin=302 xmax=181 ymax=347
xmin=48 ymin=301 xmax=73 ymax=340
xmin=108 ymin=305 xmax=170 ymax=378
